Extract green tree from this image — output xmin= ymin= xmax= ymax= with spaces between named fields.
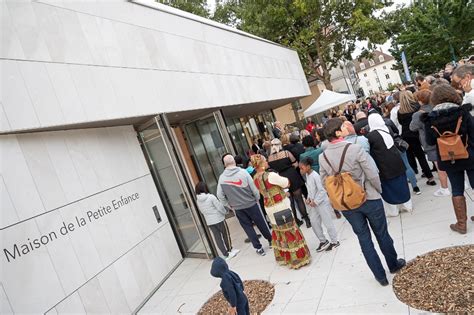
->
xmin=210 ymin=0 xmax=391 ymax=90
xmin=156 ymin=0 xmax=210 ymax=18
xmin=386 ymin=0 xmax=474 ymax=75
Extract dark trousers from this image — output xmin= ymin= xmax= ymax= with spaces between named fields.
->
xmin=446 ymin=169 xmax=474 ymax=196
xmin=405 ymin=137 xmax=433 ymax=178
xmin=342 ymin=199 xmax=399 ymax=281
xmin=209 ymin=221 xmax=232 ymax=256
xmin=235 ymin=204 xmax=272 ymax=249
xmin=236 ymin=294 xmax=250 ymax=315
xmin=289 ymin=188 xmax=309 ymax=220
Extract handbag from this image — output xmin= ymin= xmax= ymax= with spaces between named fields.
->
xmin=273 ymin=208 xmax=294 ymax=226
xmin=380 ymin=130 xmax=409 ymax=152
xmin=432 ymin=117 xmax=469 ymax=163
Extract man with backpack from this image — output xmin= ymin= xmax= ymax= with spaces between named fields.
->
xmin=318 ymin=118 xmax=406 ymax=286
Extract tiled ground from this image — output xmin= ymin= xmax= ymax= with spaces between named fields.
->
xmin=140 ymin=178 xmax=473 ymax=314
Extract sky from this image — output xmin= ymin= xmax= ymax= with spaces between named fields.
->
xmin=206 ymin=0 xmax=412 ymax=59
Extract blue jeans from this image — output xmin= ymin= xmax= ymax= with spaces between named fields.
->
xmin=446 ymin=169 xmax=474 ymax=196
xmin=342 ymin=199 xmax=400 ymax=281
xmin=400 ymin=151 xmax=417 ymax=189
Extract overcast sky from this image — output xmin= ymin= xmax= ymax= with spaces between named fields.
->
xmin=206 ymin=0 xmax=412 ymax=59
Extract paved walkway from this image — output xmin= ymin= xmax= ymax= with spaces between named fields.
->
xmin=140 ymin=179 xmax=473 ymax=314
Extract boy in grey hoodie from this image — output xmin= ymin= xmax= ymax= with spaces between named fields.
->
xmin=196 ymin=182 xmax=240 ymax=260
xmin=217 ymin=155 xmax=272 ymax=256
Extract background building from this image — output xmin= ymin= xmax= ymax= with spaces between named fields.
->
xmin=274 ymin=62 xmax=360 ymax=125
xmin=353 ymin=50 xmax=402 ymax=96
xmin=0 ymin=0 xmax=309 ymax=313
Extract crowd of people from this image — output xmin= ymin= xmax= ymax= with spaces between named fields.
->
xmin=201 ymin=63 xmax=473 ymax=314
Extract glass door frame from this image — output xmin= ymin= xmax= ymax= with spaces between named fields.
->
xmin=136 ymin=116 xmax=217 ymax=259
xmin=181 ymin=110 xmax=236 ymax=194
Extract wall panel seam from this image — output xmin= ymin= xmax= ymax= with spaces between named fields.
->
xmin=43 ymin=223 xmax=170 ymax=314
xmin=0 ymin=58 xmax=298 ymax=81
xmin=34 ymin=0 xmax=297 ymax=64
xmin=0 ymin=173 xmax=151 ymax=230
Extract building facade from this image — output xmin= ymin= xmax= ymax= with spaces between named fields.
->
xmin=353 ymin=51 xmax=402 ymax=96
xmin=0 ymin=0 xmax=309 ymax=313
xmin=274 ymin=62 xmax=361 ymax=125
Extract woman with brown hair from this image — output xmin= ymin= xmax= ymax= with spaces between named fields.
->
xmin=410 ymin=89 xmax=451 ymax=197
xmin=250 ymin=154 xmax=311 ymax=269
xmin=423 ymin=84 xmax=474 ymax=234
xmin=280 ymin=133 xmax=291 ymax=150
xmin=398 ymin=91 xmax=437 ymax=185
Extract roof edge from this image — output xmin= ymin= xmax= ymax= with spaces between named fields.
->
xmin=130 ymin=0 xmax=294 ymax=52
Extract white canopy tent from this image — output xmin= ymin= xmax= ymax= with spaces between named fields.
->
xmin=304 ymin=89 xmax=356 ymax=118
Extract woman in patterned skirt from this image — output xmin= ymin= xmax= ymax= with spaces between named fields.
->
xmin=250 ymin=154 xmax=311 ymax=269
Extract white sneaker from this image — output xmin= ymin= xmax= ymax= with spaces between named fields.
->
xmin=433 ymin=188 xmax=451 ymax=197
xmin=400 ymin=206 xmax=413 ymax=213
xmin=228 ymin=248 xmax=240 ymax=258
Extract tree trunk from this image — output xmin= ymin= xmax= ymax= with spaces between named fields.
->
xmin=314 ymin=34 xmax=333 ymax=91
xmin=291 ymin=101 xmax=301 ymax=123
xmin=322 ymin=76 xmax=333 ymax=90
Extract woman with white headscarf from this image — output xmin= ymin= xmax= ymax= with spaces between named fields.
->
xmin=367 ymin=113 xmax=412 ymax=216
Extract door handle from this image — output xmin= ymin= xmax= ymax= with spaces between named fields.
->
xmin=180 ymin=193 xmax=188 ymax=209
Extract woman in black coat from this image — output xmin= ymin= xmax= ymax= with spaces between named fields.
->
xmin=423 ymin=84 xmax=474 ymax=234
xmin=367 ymin=113 xmax=412 ymax=216
xmin=398 ymin=91 xmax=436 ymax=185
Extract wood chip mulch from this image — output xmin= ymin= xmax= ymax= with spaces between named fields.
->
xmin=393 ymin=245 xmax=474 ymax=313
xmin=198 ymin=280 xmax=274 ymax=315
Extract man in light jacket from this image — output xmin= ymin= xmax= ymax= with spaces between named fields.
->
xmin=318 ymin=118 xmax=406 ymax=286
xmin=217 ymin=154 xmax=272 ymax=256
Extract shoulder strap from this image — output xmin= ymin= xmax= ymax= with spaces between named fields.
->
xmin=322 ymin=152 xmax=337 ymax=174
xmin=338 ymin=143 xmax=351 ymax=173
xmin=454 ymin=117 xmax=463 ymax=134
xmin=431 ymin=125 xmax=442 ymax=136
xmin=431 ymin=117 xmax=463 ymax=136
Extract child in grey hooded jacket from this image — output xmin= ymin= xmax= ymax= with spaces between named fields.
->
xmin=299 ymin=157 xmax=340 ymax=252
xmin=195 ymin=182 xmax=239 ymax=260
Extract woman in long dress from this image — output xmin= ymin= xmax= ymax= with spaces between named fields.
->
xmin=267 ymin=138 xmax=311 ymax=227
xmin=250 ymin=154 xmax=311 ymax=269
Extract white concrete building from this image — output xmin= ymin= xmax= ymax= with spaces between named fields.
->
xmin=0 ymin=0 xmax=309 ymax=313
xmin=327 ymin=62 xmax=359 ymax=95
xmin=354 ymin=51 xmax=402 ymax=96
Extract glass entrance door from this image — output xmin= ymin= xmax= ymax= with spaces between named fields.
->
xmin=184 ymin=112 xmax=233 ymax=194
xmin=138 ymin=118 xmax=212 ymax=258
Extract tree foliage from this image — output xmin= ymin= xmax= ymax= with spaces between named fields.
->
xmin=386 ymin=0 xmax=474 ymax=75
xmin=157 ymin=0 xmax=210 ymax=18
xmin=212 ymin=0 xmax=391 ymax=90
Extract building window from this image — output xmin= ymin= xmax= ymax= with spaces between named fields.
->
xmin=369 ymin=89 xmax=374 ymax=95
xmin=366 ymin=81 xmax=371 ymax=86
xmin=379 ymin=55 xmax=385 ymax=62
xmin=364 ymin=73 xmax=367 ymax=77
xmin=383 ymin=65 xmax=387 ymax=70
xmin=385 ymin=74 xmax=390 ymax=79
xmin=360 ymin=63 xmax=365 ymax=70
xmin=369 ymin=59 xmax=375 ymax=66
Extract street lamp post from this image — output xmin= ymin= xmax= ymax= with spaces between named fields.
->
xmin=373 ymin=68 xmax=383 ymax=92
